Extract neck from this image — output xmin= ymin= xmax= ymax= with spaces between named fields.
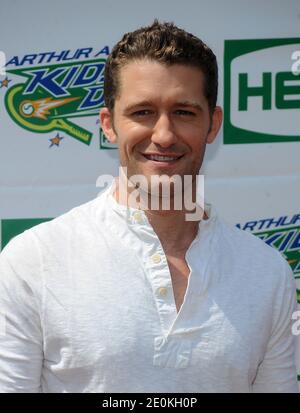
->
xmin=145 ymin=208 xmax=199 ymax=254
xmin=112 ymin=177 xmax=207 ymax=254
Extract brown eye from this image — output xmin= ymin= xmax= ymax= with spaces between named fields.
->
xmin=175 ymin=110 xmax=196 ymax=116
xmin=132 ymin=110 xmax=152 ymax=116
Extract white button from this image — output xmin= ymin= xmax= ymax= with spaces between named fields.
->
xmin=158 ymin=287 xmax=168 ymax=297
xmin=154 ymin=336 xmax=165 ymax=349
xmin=151 ymin=254 xmax=162 ymax=264
xmin=132 ymin=211 xmax=142 ymax=222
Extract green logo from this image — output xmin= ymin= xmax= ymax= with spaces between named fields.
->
xmin=224 ymin=38 xmax=300 ymax=144
xmin=254 ymin=225 xmax=300 ymax=303
xmin=3 ymin=56 xmax=117 ymax=149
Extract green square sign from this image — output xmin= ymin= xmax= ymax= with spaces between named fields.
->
xmin=224 ymin=38 xmax=300 ymax=144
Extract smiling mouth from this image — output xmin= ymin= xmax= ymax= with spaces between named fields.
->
xmin=143 ymin=154 xmax=184 ymax=162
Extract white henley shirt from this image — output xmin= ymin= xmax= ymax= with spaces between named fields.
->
xmin=0 ymin=182 xmax=298 ymax=393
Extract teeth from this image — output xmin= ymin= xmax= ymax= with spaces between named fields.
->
xmin=147 ymin=155 xmax=179 ymax=161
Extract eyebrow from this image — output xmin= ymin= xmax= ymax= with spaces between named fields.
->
xmin=123 ymin=101 xmax=153 ymax=113
xmin=123 ymin=100 xmax=204 ymax=113
xmin=176 ymin=101 xmax=204 ymax=112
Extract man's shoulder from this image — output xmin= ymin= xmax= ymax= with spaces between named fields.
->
xmin=32 ymin=196 xmax=101 ymax=233
xmin=217 ymin=216 xmax=281 ymax=258
xmin=215 ymin=216 xmax=293 ymax=284
xmin=0 ymin=188 xmax=110 ymax=259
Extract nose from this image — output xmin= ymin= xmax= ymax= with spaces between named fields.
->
xmin=151 ymin=113 xmax=178 ymax=148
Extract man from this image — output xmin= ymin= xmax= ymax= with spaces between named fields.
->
xmin=0 ymin=20 xmax=298 ymax=393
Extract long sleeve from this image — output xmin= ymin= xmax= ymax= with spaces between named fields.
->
xmin=252 ymin=258 xmax=298 ymax=393
xmin=0 ymin=231 xmax=43 ymax=392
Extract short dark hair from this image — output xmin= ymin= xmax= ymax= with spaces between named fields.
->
xmin=104 ymin=19 xmax=218 ymax=115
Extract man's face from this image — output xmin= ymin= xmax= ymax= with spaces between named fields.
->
xmin=100 ymin=60 xmax=222 ymax=192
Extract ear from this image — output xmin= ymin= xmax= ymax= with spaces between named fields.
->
xmin=100 ymin=107 xmax=118 ymax=143
xmin=206 ymin=106 xmax=223 ymax=144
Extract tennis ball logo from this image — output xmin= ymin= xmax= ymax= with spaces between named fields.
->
xmin=20 ymin=101 xmax=35 ymax=117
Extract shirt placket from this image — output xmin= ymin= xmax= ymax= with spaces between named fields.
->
xmin=129 ymin=209 xmax=194 ymax=369
xmin=106 ymin=190 xmax=216 ymax=370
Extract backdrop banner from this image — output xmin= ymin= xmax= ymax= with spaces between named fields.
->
xmin=0 ymin=0 xmax=299 ymax=390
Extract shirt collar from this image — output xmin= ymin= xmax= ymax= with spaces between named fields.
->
xmin=102 ymin=178 xmax=217 ymax=234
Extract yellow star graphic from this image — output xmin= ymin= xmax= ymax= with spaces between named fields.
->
xmin=0 ymin=77 xmax=11 ymax=88
xmin=49 ymin=133 xmax=64 ymax=147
